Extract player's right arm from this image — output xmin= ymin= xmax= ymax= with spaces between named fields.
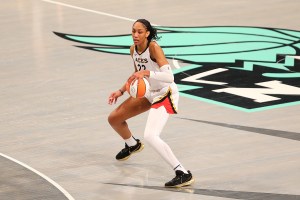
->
xmin=130 ymin=45 xmax=138 ymax=72
xmin=108 ymin=46 xmax=136 ymax=105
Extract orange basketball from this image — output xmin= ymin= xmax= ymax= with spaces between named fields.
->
xmin=126 ymin=78 xmax=150 ymax=98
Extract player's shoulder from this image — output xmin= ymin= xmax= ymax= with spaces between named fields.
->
xmin=149 ymin=41 xmax=160 ymax=48
xmin=130 ymin=44 xmax=135 ymax=50
xmin=149 ymin=41 xmax=163 ymax=53
xmin=130 ymin=44 xmax=135 ymax=51
xmin=130 ymin=44 xmax=135 ymax=56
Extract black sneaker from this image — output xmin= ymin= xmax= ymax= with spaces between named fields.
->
xmin=115 ymin=139 xmax=144 ymax=161
xmin=165 ymin=170 xmax=195 ymax=188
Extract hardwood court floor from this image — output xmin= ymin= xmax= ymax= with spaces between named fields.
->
xmin=0 ymin=0 xmax=300 ymax=199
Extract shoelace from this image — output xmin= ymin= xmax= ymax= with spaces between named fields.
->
xmin=172 ymin=174 xmax=184 ymax=182
xmin=121 ymin=145 xmax=130 ymax=153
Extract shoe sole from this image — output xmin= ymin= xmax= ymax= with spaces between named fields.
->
xmin=117 ymin=143 xmax=144 ymax=161
xmin=165 ymin=177 xmax=195 ymax=188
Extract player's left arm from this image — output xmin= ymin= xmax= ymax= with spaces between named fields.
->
xmin=148 ymin=42 xmax=174 ymax=83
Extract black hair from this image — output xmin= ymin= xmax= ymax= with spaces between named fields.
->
xmin=135 ymin=19 xmax=159 ymax=41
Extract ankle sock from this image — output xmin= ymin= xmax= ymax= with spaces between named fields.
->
xmin=174 ymin=164 xmax=188 ymax=174
xmin=125 ymin=136 xmax=137 ymax=146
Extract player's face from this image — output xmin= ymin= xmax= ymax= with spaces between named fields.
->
xmin=132 ymin=22 xmax=150 ymax=46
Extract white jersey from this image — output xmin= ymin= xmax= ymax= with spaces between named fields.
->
xmin=132 ymin=42 xmax=170 ymax=90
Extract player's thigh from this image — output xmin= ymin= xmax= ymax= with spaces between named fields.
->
xmin=111 ymin=97 xmax=151 ymax=121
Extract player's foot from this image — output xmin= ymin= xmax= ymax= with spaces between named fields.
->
xmin=115 ymin=139 xmax=144 ymax=161
xmin=165 ymin=170 xmax=194 ymax=188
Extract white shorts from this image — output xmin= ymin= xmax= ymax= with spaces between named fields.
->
xmin=145 ymin=82 xmax=179 ymax=114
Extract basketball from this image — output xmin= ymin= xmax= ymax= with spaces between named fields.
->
xmin=126 ymin=78 xmax=150 ymax=98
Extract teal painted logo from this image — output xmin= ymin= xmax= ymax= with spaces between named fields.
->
xmin=54 ymin=26 xmax=300 ymax=112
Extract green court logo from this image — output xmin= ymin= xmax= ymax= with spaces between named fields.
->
xmin=54 ymin=26 xmax=300 ymax=112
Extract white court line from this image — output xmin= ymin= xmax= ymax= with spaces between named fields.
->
xmin=42 ymin=0 xmax=157 ymax=25
xmin=172 ymin=58 xmax=181 ymax=69
xmin=42 ymin=0 xmax=178 ymax=67
xmin=0 ymin=153 xmax=75 ymax=200
xmin=42 ymin=0 xmax=180 ymax=67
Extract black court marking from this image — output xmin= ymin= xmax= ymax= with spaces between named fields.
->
xmin=0 ymin=156 xmax=69 ymax=200
xmin=104 ymin=183 xmax=300 ymax=200
xmin=178 ymin=117 xmax=300 ymax=141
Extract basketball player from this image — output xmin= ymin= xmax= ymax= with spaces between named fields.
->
xmin=108 ymin=19 xmax=194 ymax=187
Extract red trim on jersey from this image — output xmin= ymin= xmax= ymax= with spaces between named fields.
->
xmin=151 ymin=90 xmax=177 ymax=114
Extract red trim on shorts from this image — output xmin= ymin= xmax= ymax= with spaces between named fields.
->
xmin=151 ymin=90 xmax=177 ymax=114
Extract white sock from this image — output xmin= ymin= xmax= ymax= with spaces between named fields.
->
xmin=173 ymin=164 xmax=188 ymax=174
xmin=125 ymin=136 xmax=137 ymax=146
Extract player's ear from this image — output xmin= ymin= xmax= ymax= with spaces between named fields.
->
xmin=146 ymin=31 xmax=150 ymax=38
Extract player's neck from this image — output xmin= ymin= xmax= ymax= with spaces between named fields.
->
xmin=136 ymin=40 xmax=149 ymax=53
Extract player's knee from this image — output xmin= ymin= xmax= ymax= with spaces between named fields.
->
xmin=144 ymin=134 xmax=156 ymax=146
xmin=107 ymin=112 xmax=118 ymax=127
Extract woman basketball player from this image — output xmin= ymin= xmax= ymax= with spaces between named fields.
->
xmin=107 ymin=19 xmax=194 ymax=187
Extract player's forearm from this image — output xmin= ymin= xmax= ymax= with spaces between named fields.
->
xmin=149 ymin=64 xmax=174 ymax=83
